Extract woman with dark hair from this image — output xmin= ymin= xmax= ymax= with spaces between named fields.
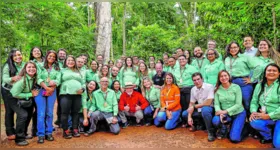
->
xmin=250 ymin=64 xmax=280 ymax=148
xmin=157 ymin=59 xmax=164 ymax=65
xmin=10 ymin=61 xmax=39 ymax=146
xmin=34 ymin=50 xmax=61 ymax=143
xmin=224 ymin=41 xmax=256 ymax=114
xmin=154 ymin=73 xmax=181 ymax=130
xmin=108 ymin=60 xmax=114 ymax=69
xmin=94 ymin=64 xmax=112 ymax=87
xmin=86 ymin=60 xmax=99 ymax=83
xmin=81 ymin=80 xmax=99 ymax=136
xmin=119 ymin=57 xmax=140 ymax=91
xmin=1 ymin=48 xmax=25 ymax=141
xmin=251 ymin=39 xmax=280 ymax=82
xmin=29 ymin=47 xmax=44 ymax=67
xmin=60 ymin=55 xmax=85 ymax=139
xmin=184 ymin=49 xmax=192 ymax=64
xmin=148 ymin=61 xmax=156 ymax=78
xmin=111 ymin=80 xmax=122 ymax=102
xmin=212 ymin=70 xmax=246 ymax=143
xmin=138 ymin=62 xmax=150 ymax=81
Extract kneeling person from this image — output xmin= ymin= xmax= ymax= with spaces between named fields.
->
xmin=182 ymin=72 xmax=215 ymax=141
xmin=87 ymin=77 xmax=120 ymax=135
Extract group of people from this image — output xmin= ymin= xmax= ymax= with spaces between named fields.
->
xmin=1 ymin=36 xmax=280 ymax=148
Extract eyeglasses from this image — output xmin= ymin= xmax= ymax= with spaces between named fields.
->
xmin=100 ymin=81 xmax=108 ymax=83
xmin=207 ymin=53 xmax=215 ymax=56
xmin=230 ymin=47 xmax=239 ymax=50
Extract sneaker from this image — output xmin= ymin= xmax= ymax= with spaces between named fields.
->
xmin=189 ymin=126 xmax=197 ymax=132
xmin=122 ymin=122 xmax=129 ymax=129
xmin=208 ymin=132 xmax=215 ymax=142
xmin=25 ymin=135 xmax=33 ymax=139
xmin=145 ymin=122 xmax=151 ymax=126
xmin=136 ymin=122 xmax=142 ymax=127
xmin=16 ymin=140 xmax=29 ymax=146
xmin=45 ymin=134 xmax=54 ymax=141
xmin=217 ymin=129 xmax=227 ymax=140
xmin=72 ymin=129 xmax=80 ymax=137
xmin=54 ymin=120 xmax=61 ymax=127
xmin=84 ymin=129 xmax=94 ymax=137
xmin=63 ymin=129 xmax=72 ymax=139
xmin=37 ymin=136 xmax=44 ymax=144
xmin=260 ymin=139 xmax=272 ymax=144
xmin=7 ymin=135 xmax=16 ymax=140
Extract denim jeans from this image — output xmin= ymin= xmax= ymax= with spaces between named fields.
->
xmin=34 ymin=89 xmax=56 ymax=137
xmin=182 ymin=106 xmax=214 ymax=132
xmin=232 ymin=78 xmax=253 ymax=114
xmin=144 ymin=105 xmax=154 ymax=123
xmin=250 ymin=119 xmax=280 ymax=148
xmin=154 ymin=109 xmax=181 ymax=130
xmin=212 ymin=110 xmax=246 ymax=142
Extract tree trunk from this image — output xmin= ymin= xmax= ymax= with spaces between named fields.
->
xmin=177 ymin=2 xmax=188 ymax=29
xmin=272 ymin=3 xmax=277 ymax=48
xmin=122 ymin=2 xmax=126 ymax=55
xmin=94 ymin=2 xmax=112 ymax=62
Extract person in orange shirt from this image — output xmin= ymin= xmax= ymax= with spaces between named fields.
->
xmin=154 ymin=72 xmax=182 ymax=130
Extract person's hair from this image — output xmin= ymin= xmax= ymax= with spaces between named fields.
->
xmin=206 ymin=49 xmax=219 ymax=59
xmin=225 ymin=41 xmax=243 ymax=58
xmin=58 ymin=48 xmax=67 ymax=54
xmin=141 ymin=76 xmax=154 ymax=92
xmin=149 ymin=61 xmax=156 ymax=69
xmin=258 ymin=63 xmax=280 ymax=99
xmin=90 ymin=60 xmax=99 ymax=72
xmin=184 ymin=50 xmax=192 ymax=64
xmin=132 ymin=56 xmax=138 ymax=58
xmin=163 ymin=52 xmax=169 ymax=57
xmin=4 ymin=48 xmax=21 ymax=77
xmin=256 ymin=39 xmax=280 ymax=66
xmin=176 ymin=48 xmax=184 ymax=53
xmin=43 ymin=50 xmax=60 ymax=71
xmin=87 ymin=80 xmax=99 ymax=100
xmin=149 ymin=56 xmax=155 ymax=60
xmin=215 ymin=70 xmax=232 ymax=93
xmin=18 ymin=61 xmax=38 ymax=90
xmin=244 ymin=35 xmax=254 ymax=42
xmin=124 ymin=57 xmax=136 ymax=71
xmin=157 ymin=59 xmax=163 ymax=65
xmin=164 ymin=72 xmax=175 ymax=85
xmin=192 ymin=72 xmax=203 ymax=80
xmin=178 ymin=54 xmax=187 ymax=59
xmin=193 ymin=46 xmax=202 ymax=52
xmin=108 ymin=60 xmax=114 ymax=65
xmin=138 ymin=62 xmax=149 ymax=77
xmin=168 ymin=56 xmax=176 ymax=60
xmin=63 ymin=55 xmax=80 ymax=73
xmin=208 ymin=39 xmax=216 ymax=44
xmin=29 ymin=46 xmax=44 ymax=61
xmin=110 ymin=80 xmax=121 ymax=91
xmin=98 ymin=64 xmax=110 ymax=78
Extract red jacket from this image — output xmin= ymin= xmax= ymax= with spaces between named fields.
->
xmin=119 ymin=91 xmax=149 ymax=113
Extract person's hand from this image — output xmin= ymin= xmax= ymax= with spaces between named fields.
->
xmin=216 ymin=110 xmax=227 ymax=116
xmin=188 ymin=117 xmax=193 ymax=126
xmin=83 ymin=118 xmax=89 ymax=126
xmin=87 ymin=111 xmax=92 ymax=118
xmin=187 ymin=106 xmax=194 ymax=114
xmin=249 ymin=112 xmax=258 ymax=122
xmin=243 ymin=77 xmax=251 ymax=84
xmin=257 ymin=109 xmax=270 ymax=120
xmin=32 ymin=89 xmax=39 ymax=97
xmin=124 ymin=104 xmax=130 ymax=112
xmin=135 ymin=105 xmax=141 ymax=111
xmin=76 ymin=89 xmax=84 ymax=95
xmin=166 ymin=110 xmax=172 ymax=120
xmin=11 ymin=75 xmax=21 ymax=82
xmin=153 ymin=111 xmax=158 ymax=119
xmin=49 ymin=80 xmax=57 ymax=86
xmin=112 ymin=117 xmax=118 ymax=124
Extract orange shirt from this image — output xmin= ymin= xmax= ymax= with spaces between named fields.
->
xmin=160 ymin=84 xmax=181 ymax=112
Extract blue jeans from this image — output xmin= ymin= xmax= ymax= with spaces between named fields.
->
xmin=212 ymin=110 xmax=246 ymax=142
xmin=154 ymin=109 xmax=181 ymax=130
xmin=250 ymin=119 xmax=280 ymax=148
xmin=182 ymin=106 xmax=214 ymax=132
xmin=144 ymin=105 xmax=154 ymax=116
xmin=34 ymin=89 xmax=56 ymax=137
xmin=232 ymin=78 xmax=253 ymax=113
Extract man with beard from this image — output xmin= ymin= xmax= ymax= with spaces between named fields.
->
xmin=191 ymin=47 xmax=209 ymax=78
xmin=57 ymin=48 xmax=67 ymax=69
xmin=76 ymin=57 xmax=87 ymax=77
xmin=110 ymin=66 xmax=120 ymax=85
xmin=132 ymin=56 xmax=139 ymax=67
xmin=152 ymin=63 xmax=166 ymax=89
xmin=97 ymin=54 xmax=104 ymax=65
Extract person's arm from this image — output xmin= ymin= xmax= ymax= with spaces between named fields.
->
xmin=166 ymin=86 xmax=180 ymax=111
xmin=250 ymin=84 xmax=261 ymax=113
xmin=268 ymin=87 xmax=280 ymax=120
xmin=139 ymin=93 xmax=149 ymax=110
xmin=112 ymin=92 xmax=119 ymax=116
xmin=88 ymin=92 xmax=96 ymax=112
xmin=52 ymin=71 xmax=62 ymax=87
xmin=118 ymin=93 xmax=125 ymax=111
xmin=225 ymin=85 xmax=243 ymax=116
xmin=10 ymin=78 xmax=33 ymax=99
xmin=214 ymin=92 xmax=221 ymax=113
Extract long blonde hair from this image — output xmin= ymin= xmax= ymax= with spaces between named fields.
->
xmin=141 ymin=76 xmax=154 ymax=97
xmin=256 ymin=39 xmax=280 ymax=66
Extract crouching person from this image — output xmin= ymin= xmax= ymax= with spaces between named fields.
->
xmin=119 ymin=82 xmax=149 ymax=128
xmin=87 ymin=77 xmax=120 ymax=135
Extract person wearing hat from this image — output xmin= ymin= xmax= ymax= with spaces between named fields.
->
xmin=118 ymin=82 xmax=149 ymax=128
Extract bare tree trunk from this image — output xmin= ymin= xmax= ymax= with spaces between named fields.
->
xmin=94 ymin=2 xmax=112 ymax=62
xmin=193 ymin=2 xmax=197 ymax=31
xmin=272 ymin=3 xmax=277 ymax=48
xmin=122 ymin=2 xmax=126 ymax=55
xmin=87 ymin=2 xmax=90 ymax=26
xmin=177 ymin=2 xmax=188 ymax=29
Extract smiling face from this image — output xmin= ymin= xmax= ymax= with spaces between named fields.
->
xmin=207 ymin=49 xmax=216 ymax=62
xmin=76 ymin=57 xmax=84 ymax=68
xmin=178 ymin=56 xmax=187 ymax=67
xmin=32 ymin=48 xmax=42 ymax=59
xmin=229 ymin=43 xmax=240 ymax=56
xmin=113 ymin=81 xmax=120 ymax=91
xmin=139 ymin=63 xmax=146 ymax=72
xmin=265 ymin=65 xmax=280 ymax=82
xmin=193 ymin=47 xmax=203 ymax=58
xmin=100 ymin=77 xmax=109 ymax=89
xmin=165 ymin=74 xmax=173 ymax=85
xmin=192 ymin=75 xmax=203 ymax=88
xmin=47 ymin=52 xmax=56 ymax=64
xmin=126 ymin=58 xmax=132 ymax=67
xmin=111 ymin=66 xmax=119 ymax=77
xmin=219 ymin=71 xmax=230 ymax=84
xmin=87 ymin=81 xmax=97 ymax=91
xmin=258 ymin=40 xmax=269 ymax=54
xmin=66 ymin=57 xmax=75 ymax=68
xmin=243 ymin=37 xmax=254 ymax=49
xmin=26 ymin=63 xmax=37 ymax=77
xmin=13 ymin=51 xmax=23 ymax=64
xmin=101 ymin=65 xmax=109 ymax=76
xmin=143 ymin=79 xmax=151 ymax=89
xmin=91 ymin=61 xmax=98 ymax=70
xmin=58 ymin=50 xmax=66 ymax=61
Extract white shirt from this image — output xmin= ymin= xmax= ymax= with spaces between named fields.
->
xmin=190 ymin=82 xmax=214 ymax=112
xmin=244 ymin=46 xmax=258 ymax=57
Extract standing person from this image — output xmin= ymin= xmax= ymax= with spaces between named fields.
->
xmin=182 ymin=72 xmax=215 ymax=142
xmin=243 ymin=36 xmax=258 ymax=57
xmin=10 ymin=61 xmax=39 ymax=146
xmin=154 ymin=73 xmax=181 ymax=130
xmin=137 ymin=62 xmax=150 ymax=90
xmin=191 ymin=46 xmax=209 ymax=77
xmin=174 ymin=55 xmax=198 ymax=127
xmin=132 ymin=56 xmax=139 ymax=67
xmin=251 ymin=39 xmax=280 ymax=83
xmin=96 ymin=54 xmax=104 ymax=65
xmin=119 ymin=57 xmax=140 ymax=91
xmin=59 ymin=55 xmax=85 ymax=139
xmin=115 ymin=59 xmax=123 ymax=70
xmin=142 ymin=77 xmax=160 ymax=126
xmin=87 ymin=77 xmax=120 ymax=135
xmin=207 ymin=40 xmax=222 ymax=60
xmin=35 ymin=50 xmax=61 ymax=143
xmin=76 ymin=57 xmax=87 ymax=77
xmin=86 ymin=60 xmax=99 ymax=83
xmin=204 ymin=49 xmax=225 ymax=85
xmin=167 ymin=57 xmax=177 ymax=73
xmin=152 ymin=63 xmax=166 ymax=89
xmin=249 ymin=64 xmax=280 ymax=148
xmin=224 ymin=41 xmax=256 ymax=114
xmin=184 ymin=49 xmax=192 ymax=64
xmin=110 ymin=66 xmax=120 ymax=85
xmin=108 ymin=60 xmax=114 ymax=69
xmin=162 ymin=53 xmax=169 ymax=72
xmin=57 ymin=48 xmax=67 ymax=69
xmin=118 ymin=82 xmax=149 ymax=127
xmin=212 ymin=70 xmax=246 ymax=143
xmin=29 ymin=47 xmax=44 ymax=68
xmin=148 ymin=61 xmax=156 ymax=78
xmin=1 ymin=49 xmax=25 ymax=141
xmin=94 ymin=65 xmax=112 ymax=87
xmin=111 ymin=80 xmax=122 ymax=102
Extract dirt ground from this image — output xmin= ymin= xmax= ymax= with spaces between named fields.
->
xmin=0 ymin=103 xmax=272 ymax=148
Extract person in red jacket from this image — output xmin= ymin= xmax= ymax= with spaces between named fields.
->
xmin=119 ymin=82 xmax=149 ymax=128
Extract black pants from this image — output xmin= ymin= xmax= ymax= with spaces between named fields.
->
xmin=56 ymin=86 xmax=61 ymax=123
xmin=1 ymin=87 xmax=15 ymax=136
xmin=1 ymin=87 xmax=33 ymax=142
xmin=60 ymin=94 xmax=82 ymax=130
xmin=180 ymin=86 xmax=192 ymax=124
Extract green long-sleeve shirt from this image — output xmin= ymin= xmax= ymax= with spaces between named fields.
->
xmin=86 ymin=69 xmax=98 ymax=83
xmin=114 ymin=90 xmax=122 ymax=102
xmin=250 ymin=80 xmax=280 ymax=120
xmin=37 ymin=65 xmax=61 ymax=87
xmin=148 ymin=69 xmax=156 ymax=79
xmin=214 ymin=83 xmax=244 ymax=116
xmin=225 ymin=54 xmax=256 ymax=78
xmin=10 ymin=74 xmax=35 ymax=100
xmin=251 ymin=56 xmax=274 ymax=82
xmin=2 ymin=62 xmax=25 ymax=87
xmin=204 ymin=60 xmax=225 ymax=86
xmin=89 ymin=89 xmax=118 ymax=116
xmin=145 ymin=86 xmax=160 ymax=108
xmin=59 ymin=68 xmax=85 ymax=95
xmin=119 ymin=67 xmax=139 ymax=88
xmin=94 ymin=74 xmax=112 ymax=87
xmin=174 ymin=64 xmax=198 ymax=88
xmin=191 ymin=57 xmax=210 ymax=76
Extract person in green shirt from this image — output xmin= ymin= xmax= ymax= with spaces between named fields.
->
xmin=204 ymin=49 xmax=225 ymax=85
xmin=167 ymin=56 xmax=177 ymax=73
xmin=148 ymin=61 xmax=156 ymax=78
xmin=1 ymin=49 xmax=25 ymax=141
xmin=87 ymin=77 xmax=120 ymax=135
xmin=162 ymin=53 xmax=169 ymax=72
xmin=34 ymin=50 xmax=61 ymax=144
xmin=191 ymin=46 xmax=210 ymax=76
xmin=57 ymin=48 xmax=67 ymax=69
xmin=110 ymin=66 xmax=120 ymax=86
xmin=184 ymin=49 xmax=192 ymax=64
xmin=207 ymin=40 xmax=223 ymax=61
xmin=29 ymin=47 xmax=44 ymax=68
xmin=110 ymin=80 xmax=122 ymax=102
xmin=249 ymin=64 xmax=280 ymax=148
xmin=138 ymin=62 xmax=150 ymax=86
xmin=94 ymin=65 xmax=112 ymax=87
xmin=60 ymin=55 xmax=85 ymax=139
xmin=86 ymin=60 xmax=99 ymax=83
xmin=212 ymin=70 xmax=246 ymax=143
xmin=142 ymin=77 xmax=160 ymax=126
xmin=10 ymin=61 xmax=39 ymax=146
xmin=119 ymin=57 xmax=140 ymax=91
